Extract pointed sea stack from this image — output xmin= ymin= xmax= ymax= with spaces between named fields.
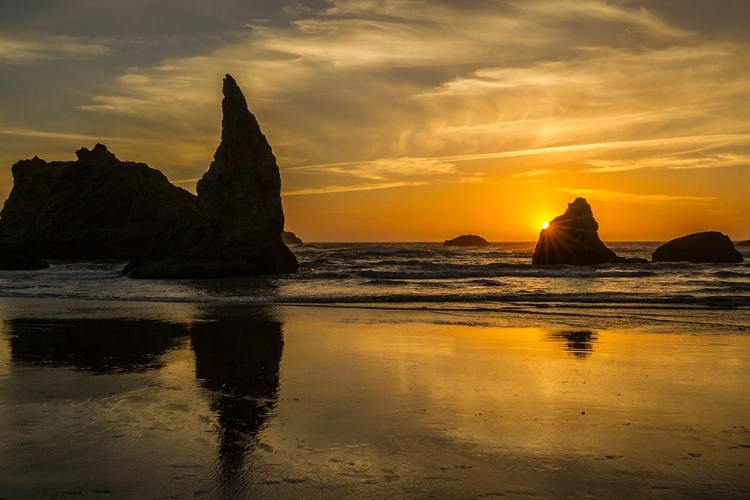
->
xmin=127 ymin=75 xmax=298 ymax=278
xmin=532 ymin=198 xmax=621 ymax=265
xmin=652 ymin=231 xmax=743 ymax=263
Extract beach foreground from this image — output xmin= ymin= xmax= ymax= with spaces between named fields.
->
xmin=1 ymin=298 xmax=749 ymax=499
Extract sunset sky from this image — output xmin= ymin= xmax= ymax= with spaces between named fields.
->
xmin=1 ymin=0 xmax=749 ymax=242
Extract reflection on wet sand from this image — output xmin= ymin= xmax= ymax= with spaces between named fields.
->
xmin=3 ymin=306 xmax=283 ymax=497
xmin=2 ymin=302 xmax=750 ymax=498
xmin=191 ymin=308 xmax=283 ymax=493
xmin=8 ymin=318 xmax=188 ymax=372
xmin=547 ymin=329 xmax=598 ymax=357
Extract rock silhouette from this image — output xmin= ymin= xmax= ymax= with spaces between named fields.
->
xmin=652 ymin=231 xmax=743 ymax=263
xmin=282 ymin=230 xmax=303 ymax=245
xmin=0 ymin=144 xmax=195 ymax=259
xmin=0 ymin=254 xmax=49 ymax=270
xmin=127 ymin=75 xmax=298 ymax=278
xmin=0 ymin=74 xmax=299 ymax=278
xmin=738 ymin=239 xmax=750 ymax=247
xmin=444 ymin=234 xmax=490 ymax=246
xmin=533 ymin=198 xmax=621 ymax=265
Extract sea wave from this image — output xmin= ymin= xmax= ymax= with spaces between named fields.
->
xmin=0 ymin=243 xmax=747 ymax=314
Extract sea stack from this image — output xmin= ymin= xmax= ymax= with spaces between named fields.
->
xmin=127 ymin=75 xmax=298 ymax=278
xmin=652 ymin=231 xmax=743 ymax=263
xmin=532 ymin=198 xmax=621 ymax=265
xmin=0 ymin=144 xmax=195 ymax=260
xmin=282 ymin=231 xmax=303 ymax=245
xmin=444 ymin=234 xmax=490 ymax=246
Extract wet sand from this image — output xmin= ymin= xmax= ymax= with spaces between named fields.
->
xmin=1 ymin=298 xmax=749 ymax=499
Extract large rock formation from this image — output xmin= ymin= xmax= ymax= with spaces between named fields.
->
xmin=532 ymin=198 xmax=621 ymax=265
xmin=444 ymin=234 xmax=490 ymax=246
xmin=281 ymin=230 xmax=303 ymax=245
xmin=126 ymin=75 xmax=298 ymax=278
xmin=652 ymin=231 xmax=743 ymax=263
xmin=0 ymin=75 xmax=299 ymax=278
xmin=0 ymin=144 xmax=195 ymax=259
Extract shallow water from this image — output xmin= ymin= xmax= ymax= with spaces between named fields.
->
xmin=1 ymin=298 xmax=749 ymax=499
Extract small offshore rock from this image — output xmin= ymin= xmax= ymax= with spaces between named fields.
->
xmin=444 ymin=234 xmax=490 ymax=247
xmin=282 ymin=230 xmax=303 ymax=245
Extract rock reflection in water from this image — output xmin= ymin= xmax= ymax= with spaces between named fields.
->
xmin=547 ymin=330 xmax=597 ymax=358
xmin=8 ymin=318 xmax=188 ymax=372
xmin=4 ymin=307 xmax=284 ymax=496
xmin=190 ymin=308 xmax=283 ymax=492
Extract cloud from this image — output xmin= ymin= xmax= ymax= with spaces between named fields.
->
xmin=511 ymin=169 xmax=557 ymax=179
xmin=584 ymin=153 xmax=750 ymax=173
xmin=0 ymin=126 xmax=136 ymax=144
xmin=0 ymin=36 xmax=109 ymax=63
xmin=557 ymin=187 xmax=716 ymax=205
xmin=6 ymin=0 xmax=747 ymax=228
xmin=283 ymin=180 xmax=427 ymax=196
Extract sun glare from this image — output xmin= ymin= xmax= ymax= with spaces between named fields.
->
xmin=542 ymin=221 xmax=550 ymax=230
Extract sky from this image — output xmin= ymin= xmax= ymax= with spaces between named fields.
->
xmin=1 ymin=0 xmax=749 ymax=242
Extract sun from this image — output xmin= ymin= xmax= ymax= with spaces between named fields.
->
xmin=542 ymin=221 xmax=550 ymax=230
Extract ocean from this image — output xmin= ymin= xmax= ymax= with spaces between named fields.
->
xmin=3 ymin=242 xmax=750 ymax=329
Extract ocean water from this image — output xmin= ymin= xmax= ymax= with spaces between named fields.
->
xmin=1 ymin=242 xmax=749 ymax=329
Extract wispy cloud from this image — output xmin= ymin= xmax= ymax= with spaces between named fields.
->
xmin=557 ymin=187 xmax=716 ymax=205
xmin=283 ymin=180 xmax=427 ymax=196
xmin=0 ymin=126 xmax=135 ymax=144
xmin=584 ymin=153 xmax=750 ymax=173
xmin=286 ymin=134 xmax=750 ymax=175
xmin=0 ymin=36 xmax=109 ymax=63
xmin=511 ymin=169 xmax=557 ymax=179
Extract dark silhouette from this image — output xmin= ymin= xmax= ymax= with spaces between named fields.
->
xmin=444 ymin=234 xmax=490 ymax=246
xmin=738 ymin=239 xmax=750 ymax=246
xmin=191 ymin=308 xmax=283 ymax=494
xmin=652 ymin=231 xmax=743 ymax=263
xmin=6 ymin=307 xmax=284 ymax=496
xmin=547 ymin=330 xmax=598 ymax=358
xmin=0 ymin=75 xmax=298 ymax=278
xmin=0 ymin=144 xmax=195 ymax=260
xmin=532 ymin=198 xmax=622 ymax=265
xmin=0 ymin=254 xmax=49 ymax=270
xmin=8 ymin=318 xmax=189 ymax=373
xmin=282 ymin=230 xmax=303 ymax=245
xmin=127 ymin=75 xmax=298 ymax=278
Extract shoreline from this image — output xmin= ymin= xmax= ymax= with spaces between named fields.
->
xmin=1 ymin=296 xmax=750 ymax=498
xmin=0 ymin=295 xmax=748 ymax=335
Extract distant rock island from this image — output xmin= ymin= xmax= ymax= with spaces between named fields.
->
xmin=444 ymin=234 xmax=490 ymax=246
xmin=0 ymin=75 xmax=299 ymax=278
xmin=533 ymin=198 xmax=624 ymax=265
xmin=737 ymin=239 xmax=750 ymax=246
xmin=652 ymin=231 xmax=743 ymax=263
xmin=282 ymin=231 xmax=303 ymax=245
